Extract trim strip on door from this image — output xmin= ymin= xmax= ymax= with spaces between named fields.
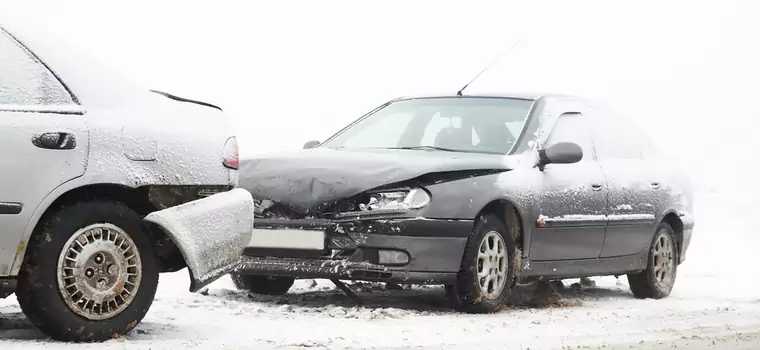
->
xmin=607 ymin=214 xmax=656 ymax=226
xmin=536 ymin=214 xmax=608 ymax=228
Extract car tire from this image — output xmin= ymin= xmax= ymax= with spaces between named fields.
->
xmin=16 ymin=201 xmax=159 ymax=342
xmin=231 ymin=273 xmax=294 ymax=295
xmin=445 ymin=213 xmax=517 ymax=313
xmin=627 ymin=222 xmax=678 ymax=299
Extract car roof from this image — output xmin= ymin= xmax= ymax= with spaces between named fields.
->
xmin=390 ymin=92 xmax=588 ymax=103
xmin=0 ymin=20 xmax=151 ymax=109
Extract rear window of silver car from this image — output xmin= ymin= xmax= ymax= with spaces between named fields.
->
xmin=0 ymin=29 xmax=74 ymax=106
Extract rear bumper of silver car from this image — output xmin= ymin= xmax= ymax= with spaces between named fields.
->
xmin=144 ymin=188 xmax=254 ymax=292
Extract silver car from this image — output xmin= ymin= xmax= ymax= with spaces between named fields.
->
xmin=0 ymin=24 xmax=253 ymax=341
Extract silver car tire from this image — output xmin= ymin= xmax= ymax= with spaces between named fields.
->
xmin=15 ymin=201 xmax=159 ymax=342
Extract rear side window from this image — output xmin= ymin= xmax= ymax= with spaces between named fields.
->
xmin=0 ymin=29 xmax=74 ymax=106
xmin=588 ymin=107 xmax=656 ymax=160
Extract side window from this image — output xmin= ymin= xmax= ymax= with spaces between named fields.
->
xmin=589 ymin=108 xmax=651 ymax=160
xmin=544 ymin=112 xmax=595 ymax=162
xmin=639 ymin=135 xmax=661 ymax=159
xmin=0 ymin=29 xmax=74 ymax=106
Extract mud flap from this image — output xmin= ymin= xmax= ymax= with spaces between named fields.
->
xmin=144 ymin=188 xmax=253 ymax=292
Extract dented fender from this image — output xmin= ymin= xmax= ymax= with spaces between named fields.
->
xmin=144 ymin=188 xmax=253 ymax=292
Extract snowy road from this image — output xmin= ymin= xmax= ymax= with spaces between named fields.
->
xmin=1 ymin=190 xmax=759 ymax=349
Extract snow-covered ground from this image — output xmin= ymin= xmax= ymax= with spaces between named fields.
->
xmin=2 ymin=0 xmax=759 ymax=348
xmin=2 ymin=188 xmax=759 ymax=349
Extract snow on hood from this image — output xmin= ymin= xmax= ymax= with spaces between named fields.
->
xmin=239 ymin=147 xmax=528 ymax=214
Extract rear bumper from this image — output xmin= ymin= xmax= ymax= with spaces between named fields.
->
xmin=235 ymin=217 xmax=472 ymax=284
xmin=145 ymin=188 xmax=254 ymax=292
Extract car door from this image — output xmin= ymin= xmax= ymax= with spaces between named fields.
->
xmin=530 ymin=111 xmax=609 ymax=261
xmin=0 ymin=28 xmax=89 ymax=275
xmin=586 ymin=106 xmax=658 ymax=258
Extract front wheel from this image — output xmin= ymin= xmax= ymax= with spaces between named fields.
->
xmin=627 ymin=222 xmax=678 ymax=299
xmin=446 ymin=213 xmax=517 ymax=313
xmin=16 ymin=201 xmax=159 ymax=342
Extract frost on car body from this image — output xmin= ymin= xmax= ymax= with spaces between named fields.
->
xmin=233 ymin=93 xmax=695 ymax=313
xmin=0 ymin=21 xmax=253 ymax=342
xmin=145 ymin=188 xmax=254 ymax=292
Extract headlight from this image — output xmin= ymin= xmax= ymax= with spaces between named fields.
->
xmin=358 ymin=188 xmax=431 ymax=211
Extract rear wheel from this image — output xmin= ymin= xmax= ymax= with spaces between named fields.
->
xmin=16 ymin=201 xmax=159 ymax=342
xmin=627 ymin=222 xmax=678 ymax=299
xmin=231 ymin=273 xmax=294 ymax=295
xmin=446 ymin=213 xmax=517 ymax=313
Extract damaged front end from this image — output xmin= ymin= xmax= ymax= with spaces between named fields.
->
xmin=236 ymin=186 xmax=471 ymax=284
xmin=145 ymin=188 xmax=254 ymax=292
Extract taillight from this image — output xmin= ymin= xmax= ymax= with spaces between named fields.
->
xmin=222 ymin=136 xmax=239 ymax=169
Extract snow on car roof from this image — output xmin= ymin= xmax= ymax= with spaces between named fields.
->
xmin=391 ymin=92 xmax=585 ymax=102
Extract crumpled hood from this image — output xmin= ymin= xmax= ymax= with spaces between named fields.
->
xmin=239 ymin=147 xmax=520 ymax=214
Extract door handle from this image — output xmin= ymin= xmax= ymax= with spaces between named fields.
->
xmin=650 ymin=182 xmax=660 ymax=189
xmin=591 ymin=184 xmax=603 ymax=191
xmin=32 ymin=132 xmax=76 ymax=150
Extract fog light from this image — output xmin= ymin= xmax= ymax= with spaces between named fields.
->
xmin=378 ymin=250 xmax=409 ymax=265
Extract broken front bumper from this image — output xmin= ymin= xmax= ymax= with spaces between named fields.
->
xmin=144 ymin=188 xmax=254 ymax=292
xmin=235 ymin=216 xmax=473 ymax=284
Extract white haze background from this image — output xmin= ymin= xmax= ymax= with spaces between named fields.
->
xmin=2 ymin=1 xmax=760 ymax=348
xmin=6 ymin=0 xmax=760 ymax=196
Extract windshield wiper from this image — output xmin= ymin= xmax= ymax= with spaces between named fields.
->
xmin=386 ymin=145 xmax=456 ymax=151
xmin=387 ymin=145 xmax=488 ymax=153
xmin=386 ymin=146 xmax=504 ymax=154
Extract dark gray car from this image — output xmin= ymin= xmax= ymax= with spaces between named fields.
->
xmin=234 ymin=93 xmax=695 ymax=313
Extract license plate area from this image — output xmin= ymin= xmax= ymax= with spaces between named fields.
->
xmin=248 ymin=228 xmax=325 ymax=250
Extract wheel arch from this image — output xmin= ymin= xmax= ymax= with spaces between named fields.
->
xmin=474 ymin=198 xmax=529 ymax=258
xmin=12 ymin=183 xmax=187 ymax=276
xmin=659 ymin=211 xmax=684 ymax=262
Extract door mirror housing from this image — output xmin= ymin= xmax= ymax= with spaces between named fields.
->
xmin=537 ymin=142 xmax=583 ymax=170
xmin=303 ymin=140 xmax=321 ymax=149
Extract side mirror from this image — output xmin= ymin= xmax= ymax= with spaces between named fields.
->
xmin=537 ymin=142 xmax=583 ymax=170
xmin=303 ymin=140 xmax=321 ymax=149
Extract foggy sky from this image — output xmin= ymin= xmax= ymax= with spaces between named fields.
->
xmin=3 ymin=0 xmax=757 ymax=191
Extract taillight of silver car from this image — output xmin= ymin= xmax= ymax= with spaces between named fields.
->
xmin=222 ymin=136 xmax=239 ymax=169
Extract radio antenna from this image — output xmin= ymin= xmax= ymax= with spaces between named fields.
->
xmin=456 ymin=39 xmax=522 ymax=96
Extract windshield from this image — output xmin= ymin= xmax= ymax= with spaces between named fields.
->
xmin=321 ymin=97 xmax=535 ymax=154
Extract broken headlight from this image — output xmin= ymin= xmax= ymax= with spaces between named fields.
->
xmin=358 ymin=188 xmax=431 ymax=211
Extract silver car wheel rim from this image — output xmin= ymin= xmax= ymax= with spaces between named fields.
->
xmin=652 ymin=232 xmax=675 ymax=287
xmin=477 ymin=231 xmax=507 ymax=299
xmin=56 ymin=223 xmax=142 ymax=320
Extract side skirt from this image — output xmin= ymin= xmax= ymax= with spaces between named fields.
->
xmin=520 ymin=252 xmax=648 ymax=280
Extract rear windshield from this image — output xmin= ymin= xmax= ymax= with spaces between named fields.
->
xmin=0 ymin=29 xmax=74 ymax=106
